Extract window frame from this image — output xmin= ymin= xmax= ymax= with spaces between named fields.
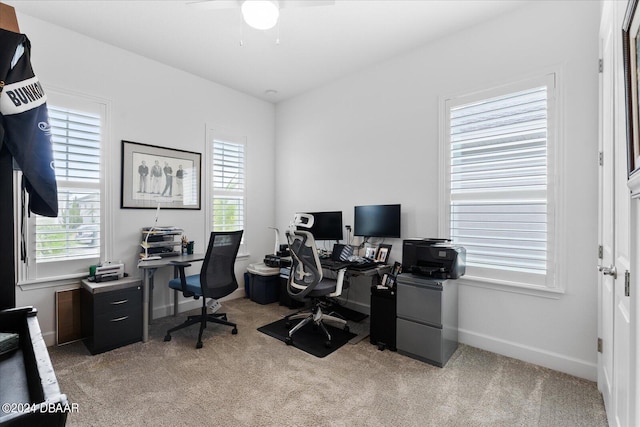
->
xmin=16 ymin=89 xmax=111 ymax=286
xmin=438 ymin=72 xmax=564 ymax=296
xmin=206 ymin=128 xmax=248 ymax=256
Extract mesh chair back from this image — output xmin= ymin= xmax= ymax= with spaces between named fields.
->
xmin=200 ymin=230 xmax=243 ymax=299
xmin=286 ymin=229 xmax=323 ymax=301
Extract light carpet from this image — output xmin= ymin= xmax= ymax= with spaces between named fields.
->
xmin=48 ymin=297 xmax=608 ymax=426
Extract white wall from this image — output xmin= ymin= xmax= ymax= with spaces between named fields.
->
xmin=12 ymin=14 xmax=276 ymax=345
xmin=275 ymin=0 xmax=601 ymax=380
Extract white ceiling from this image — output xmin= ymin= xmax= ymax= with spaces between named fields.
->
xmin=5 ymin=0 xmax=532 ymax=103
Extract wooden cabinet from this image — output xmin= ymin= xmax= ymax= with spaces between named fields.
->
xmin=81 ymin=278 xmax=142 ymax=355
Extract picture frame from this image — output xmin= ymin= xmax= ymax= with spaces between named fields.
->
xmin=364 ymin=246 xmax=377 ymax=259
xmin=375 ymin=244 xmax=392 ymax=263
xmin=121 ymin=140 xmax=201 ymax=209
xmin=623 ymin=0 xmax=640 ymax=177
xmin=390 ymin=261 xmax=402 ymax=277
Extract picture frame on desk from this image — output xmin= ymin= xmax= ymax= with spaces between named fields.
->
xmin=364 ymin=246 xmax=377 ymax=259
xmin=375 ymin=244 xmax=391 ymax=263
xmin=121 ymin=140 xmax=201 ymax=209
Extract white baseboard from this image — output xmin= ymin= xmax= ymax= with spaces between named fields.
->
xmin=459 ymin=328 xmax=597 ymax=381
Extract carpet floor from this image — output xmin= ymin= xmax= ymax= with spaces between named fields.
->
xmin=48 ymin=297 xmax=608 ymax=426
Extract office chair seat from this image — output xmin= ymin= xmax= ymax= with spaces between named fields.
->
xmin=168 ymin=274 xmax=237 ymax=299
xmin=168 ymin=274 xmax=200 ymax=297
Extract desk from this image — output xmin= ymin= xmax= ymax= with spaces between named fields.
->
xmin=137 ymin=253 xmax=205 ymax=342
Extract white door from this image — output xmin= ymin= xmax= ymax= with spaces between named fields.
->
xmin=599 ymin=2 xmax=633 ymax=426
xmin=598 ymin=5 xmax=615 ymax=415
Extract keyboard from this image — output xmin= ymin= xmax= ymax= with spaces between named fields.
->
xmin=320 ymin=259 xmax=350 ymax=270
xmin=347 ymin=259 xmax=378 ymax=270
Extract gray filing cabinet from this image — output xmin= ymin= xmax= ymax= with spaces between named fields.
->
xmin=396 ymin=273 xmax=458 ymax=367
xmin=81 ymin=278 xmax=142 ymax=355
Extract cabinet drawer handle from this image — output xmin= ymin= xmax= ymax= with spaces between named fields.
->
xmin=110 ymin=299 xmax=128 ymax=305
xmin=110 ymin=316 xmax=129 ymax=322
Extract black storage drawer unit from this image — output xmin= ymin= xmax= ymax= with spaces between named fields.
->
xmin=81 ymin=278 xmax=143 ymax=355
xmin=396 ymin=274 xmax=458 ymax=367
xmin=369 ymin=286 xmax=396 ymax=351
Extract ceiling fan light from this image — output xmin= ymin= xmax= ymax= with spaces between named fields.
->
xmin=241 ymin=0 xmax=279 ymax=30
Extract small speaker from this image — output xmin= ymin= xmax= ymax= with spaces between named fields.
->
xmin=331 ymin=244 xmax=353 ymax=261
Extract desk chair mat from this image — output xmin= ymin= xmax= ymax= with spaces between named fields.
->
xmin=329 ymin=304 xmax=368 ymax=323
xmin=257 ymin=318 xmax=356 ymax=358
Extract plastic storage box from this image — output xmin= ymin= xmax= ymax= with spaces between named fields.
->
xmin=246 ymin=263 xmax=280 ymax=304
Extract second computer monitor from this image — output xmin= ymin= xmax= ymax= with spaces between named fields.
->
xmin=353 ymin=204 xmax=401 ymax=238
xmin=301 ymin=211 xmax=343 ymax=241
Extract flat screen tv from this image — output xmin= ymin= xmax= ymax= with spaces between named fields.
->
xmin=354 ymin=204 xmax=401 ymax=238
xmin=299 ymin=211 xmax=343 ymax=241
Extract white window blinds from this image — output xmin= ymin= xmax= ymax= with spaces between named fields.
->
xmin=446 ymin=75 xmax=556 ymax=288
xmin=212 ymin=140 xmax=245 ymax=232
xmin=34 ymin=106 xmax=101 ymax=262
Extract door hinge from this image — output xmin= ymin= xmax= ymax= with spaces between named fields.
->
xmin=598 ymin=245 xmax=603 ymax=259
xmin=599 ymin=58 xmax=603 ymax=73
xmin=625 ymin=270 xmax=630 ymax=297
xmin=599 ymin=151 xmax=604 ymax=166
xmin=597 ymin=337 xmax=603 ymax=353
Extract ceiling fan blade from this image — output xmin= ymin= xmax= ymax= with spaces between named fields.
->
xmin=185 ymin=0 xmax=241 ymax=10
xmin=187 ymin=0 xmax=335 ymax=11
xmin=280 ymin=0 xmax=335 ymax=9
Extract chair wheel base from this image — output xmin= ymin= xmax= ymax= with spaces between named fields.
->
xmin=164 ymin=334 xmax=171 ymax=342
xmin=196 ymin=341 xmax=203 ymax=349
xmin=232 ymin=327 xmax=238 ymax=334
xmin=285 ymin=337 xmax=293 ymax=346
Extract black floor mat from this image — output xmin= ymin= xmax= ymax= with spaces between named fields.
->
xmin=329 ymin=304 xmax=368 ymax=322
xmin=258 ymin=318 xmax=356 ymax=358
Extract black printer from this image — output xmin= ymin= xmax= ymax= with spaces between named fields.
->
xmin=402 ymin=238 xmax=466 ymax=279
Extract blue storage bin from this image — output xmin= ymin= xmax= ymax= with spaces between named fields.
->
xmin=246 ymin=263 xmax=280 ymax=304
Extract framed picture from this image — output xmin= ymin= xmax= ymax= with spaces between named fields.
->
xmin=121 ymin=140 xmax=201 ymax=209
xmin=390 ymin=261 xmax=402 ymax=277
xmin=375 ymin=244 xmax=392 ymax=263
xmin=623 ymin=0 xmax=640 ymax=177
xmin=364 ymin=246 xmax=377 ymax=259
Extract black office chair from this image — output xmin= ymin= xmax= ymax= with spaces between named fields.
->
xmin=284 ymin=225 xmax=349 ymax=348
xmin=164 ymin=230 xmax=243 ymax=349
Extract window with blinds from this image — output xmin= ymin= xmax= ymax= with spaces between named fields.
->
xmin=34 ymin=106 xmax=101 ymax=262
xmin=212 ymin=139 xmax=245 ymax=232
xmin=444 ymin=74 xmax=556 ymax=288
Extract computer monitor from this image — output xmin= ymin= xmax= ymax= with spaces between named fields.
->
xmin=299 ymin=211 xmax=343 ymax=241
xmin=353 ymin=204 xmax=401 ymax=238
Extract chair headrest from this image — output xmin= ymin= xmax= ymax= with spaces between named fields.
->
xmin=292 ymin=213 xmax=314 ymax=229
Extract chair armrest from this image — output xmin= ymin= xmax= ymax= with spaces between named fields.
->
xmin=169 ymin=261 xmax=192 ymax=268
xmin=169 ymin=261 xmax=193 ymax=296
xmin=329 ymin=268 xmax=347 ymax=297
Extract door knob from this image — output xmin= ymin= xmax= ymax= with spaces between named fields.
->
xmin=597 ymin=264 xmax=617 ymax=279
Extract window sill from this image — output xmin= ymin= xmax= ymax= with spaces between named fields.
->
xmin=18 ymin=253 xmax=252 ymax=290
xmin=457 ymin=275 xmax=564 ymax=299
xmin=17 ymin=272 xmax=88 ymax=291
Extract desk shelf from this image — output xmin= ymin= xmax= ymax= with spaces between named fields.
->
xmin=140 ymin=227 xmax=183 ymax=258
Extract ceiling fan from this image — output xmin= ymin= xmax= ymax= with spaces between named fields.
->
xmin=187 ymin=0 xmax=335 ymax=30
